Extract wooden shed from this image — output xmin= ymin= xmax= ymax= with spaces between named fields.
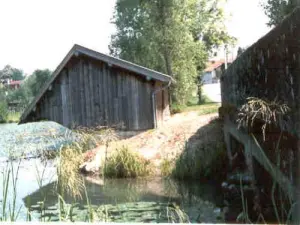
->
xmin=19 ymin=44 xmax=173 ymax=130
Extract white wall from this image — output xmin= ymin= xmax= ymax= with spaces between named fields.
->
xmin=202 ymin=72 xmax=212 ymax=84
xmin=202 ymin=83 xmax=221 ymax=103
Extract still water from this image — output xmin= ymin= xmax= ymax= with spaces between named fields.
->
xmin=0 ymin=122 xmax=224 ymax=223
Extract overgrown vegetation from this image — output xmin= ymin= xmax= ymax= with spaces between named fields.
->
xmin=6 ymin=111 xmax=21 ymax=123
xmin=236 ymin=97 xmax=294 ymax=223
xmin=0 ymin=101 xmax=8 ymax=123
xmin=160 ymin=118 xmax=227 ymax=180
xmin=57 ymin=144 xmax=85 ymax=199
xmin=104 ymin=146 xmax=152 ymax=178
xmin=237 ymin=97 xmax=291 ymax=140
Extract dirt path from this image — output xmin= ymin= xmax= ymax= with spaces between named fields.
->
xmin=82 ymin=111 xmax=220 ymax=174
xmin=123 ymin=112 xmax=219 ymax=160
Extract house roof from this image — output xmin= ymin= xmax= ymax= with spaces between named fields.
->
xmin=19 ymin=44 xmax=173 ymax=124
xmin=9 ymin=80 xmax=21 ymax=85
xmin=204 ymin=58 xmax=235 ymax=72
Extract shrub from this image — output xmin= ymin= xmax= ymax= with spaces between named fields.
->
xmin=104 ymin=146 xmax=152 ymax=178
xmin=170 ymin=104 xmax=185 ymax=114
xmin=0 ymin=101 xmax=8 ymax=123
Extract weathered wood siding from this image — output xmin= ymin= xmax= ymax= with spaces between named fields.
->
xmin=31 ymin=55 xmax=169 ymax=130
xmin=155 ymin=82 xmax=170 ymax=127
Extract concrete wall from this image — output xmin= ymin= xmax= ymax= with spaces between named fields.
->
xmin=202 ymin=83 xmax=221 ymax=103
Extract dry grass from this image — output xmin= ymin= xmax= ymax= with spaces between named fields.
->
xmin=237 ymin=97 xmax=291 ymax=140
xmin=57 ymin=143 xmax=85 ymax=199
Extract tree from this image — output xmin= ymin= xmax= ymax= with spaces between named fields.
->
xmin=5 ymin=69 xmax=52 ymax=111
xmin=0 ymin=65 xmax=25 ymax=81
xmin=28 ymin=69 xmax=52 ymax=97
xmin=237 ymin=46 xmax=246 ymax=56
xmin=11 ymin=69 xmax=25 ymax=81
xmin=262 ymin=0 xmax=300 ymax=27
xmin=110 ymin=0 xmax=234 ymax=105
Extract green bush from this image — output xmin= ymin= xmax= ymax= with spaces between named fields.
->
xmin=170 ymin=104 xmax=185 ymax=114
xmin=104 ymin=146 xmax=152 ymax=178
xmin=0 ymin=102 xmax=8 ymax=123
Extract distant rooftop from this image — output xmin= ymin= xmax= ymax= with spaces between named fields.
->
xmin=204 ymin=58 xmax=235 ymax=72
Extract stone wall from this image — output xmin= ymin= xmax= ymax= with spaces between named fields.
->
xmin=220 ymin=9 xmax=300 ymax=214
xmin=221 ymin=7 xmax=300 ymax=137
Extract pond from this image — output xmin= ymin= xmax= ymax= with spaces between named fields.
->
xmin=0 ymin=122 xmax=224 ymax=223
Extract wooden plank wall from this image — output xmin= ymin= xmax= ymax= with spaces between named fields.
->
xmin=34 ymin=56 xmax=165 ymax=130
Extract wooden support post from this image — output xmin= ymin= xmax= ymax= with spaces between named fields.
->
xmin=224 ymin=125 xmax=233 ymax=169
xmin=292 ymin=140 xmax=300 ymax=224
xmin=61 ymin=71 xmax=68 ymax=127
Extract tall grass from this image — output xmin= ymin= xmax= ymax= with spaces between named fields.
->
xmin=104 ymin=146 xmax=152 ymax=178
xmin=7 ymin=111 xmax=21 ymax=123
xmin=56 ymin=144 xmax=85 ymax=199
xmin=0 ymin=160 xmax=22 ymax=221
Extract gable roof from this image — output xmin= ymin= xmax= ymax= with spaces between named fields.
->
xmin=19 ymin=44 xmax=173 ymax=124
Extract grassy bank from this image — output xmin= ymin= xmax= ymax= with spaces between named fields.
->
xmin=160 ymin=118 xmax=227 ymax=180
xmin=104 ymin=146 xmax=152 ymax=178
xmin=0 ymin=111 xmax=21 ymax=123
xmin=7 ymin=111 xmax=21 ymax=123
xmin=171 ymin=94 xmax=220 ymax=115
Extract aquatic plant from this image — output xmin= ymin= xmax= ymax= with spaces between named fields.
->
xmin=0 ymin=160 xmax=22 ymax=221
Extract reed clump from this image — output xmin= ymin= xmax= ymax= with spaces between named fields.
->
xmin=56 ymin=143 xmax=85 ymax=199
xmin=104 ymin=146 xmax=152 ymax=178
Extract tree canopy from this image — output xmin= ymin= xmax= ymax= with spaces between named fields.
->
xmin=262 ymin=0 xmax=300 ymax=27
xmin=110 ymin=0 xmax=235 ymax=105
xmin=28 ymin=69 xmax=52 ymax=97
xmin=0 ymin=65 xmax=25 ymax=81
xmin=5 ymin=68 xmax=52 ymax=111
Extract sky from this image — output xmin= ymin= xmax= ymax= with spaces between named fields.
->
xmin=0 ymin=0 xmax=271 ymax=75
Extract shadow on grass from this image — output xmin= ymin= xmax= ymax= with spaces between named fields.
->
xmin=171 ymin=116 xmax=228 ymax=182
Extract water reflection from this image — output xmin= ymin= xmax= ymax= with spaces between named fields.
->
xmin=23 ymin=176 xmax=223 ymax=223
